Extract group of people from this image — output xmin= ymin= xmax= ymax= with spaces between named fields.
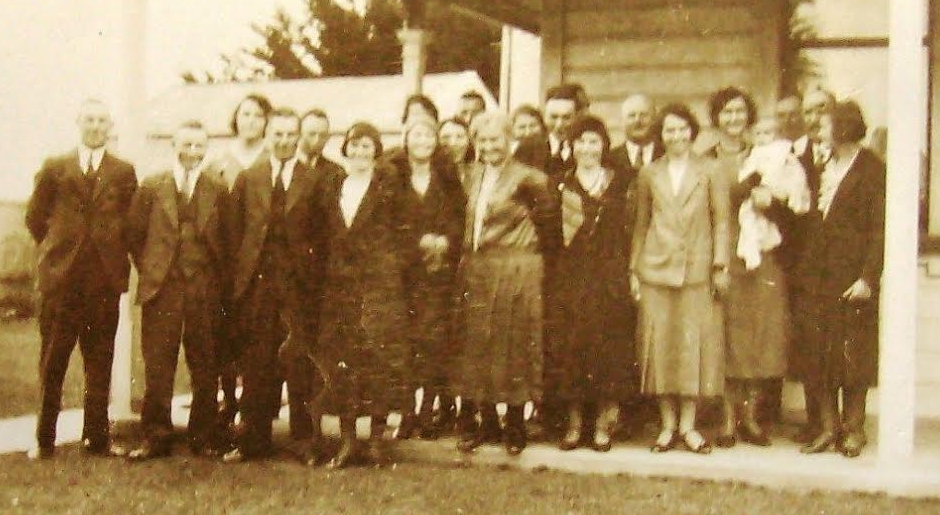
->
xmin=24 ymin=81 xmax=885 ymax=470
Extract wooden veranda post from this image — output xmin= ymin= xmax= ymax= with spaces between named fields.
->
xmin=878 ymin=0 xmax=925 ymax=461
xmin=399 ymin=0 xmax=429 ymax=95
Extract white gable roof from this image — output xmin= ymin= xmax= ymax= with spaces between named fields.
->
xmin=147 ymin=70 xmax=497 ymax=137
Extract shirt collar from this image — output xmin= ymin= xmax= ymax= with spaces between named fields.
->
xmin=270 ymin=156 xmax=298 ymax=187
xmin=79 ymin=145 xmax=105 ymax=172
xmin=173 ymin=161 xmax=203 ymax=194
xmin=792 ymin=135 xmax=810 ymax=156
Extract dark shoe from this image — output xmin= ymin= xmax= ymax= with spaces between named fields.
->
xmin=82 ymin=439 xmax=127 ymax=458
xmin=715 ymin=432 xmax=737 ymax=448
xmin=740 ymin=425 xmax=772 ymax=447
xmin=326 ymin=438 xmax=357 ymax=470
xmin=650 ymin=431 xmax=678 ymax=453
xmin=396 ymin=412 xmax=418 ymax=440
xmin=558 ymin=428 xmax=581 ymax=451
xmin=792 ymin=424 xmax=819 ymax=444
xmin=680 ymin=431 xmax=712 ymax=455
xmin=367 ymin=439 xmax=392 ymax=467
xmin=128 ymin=441 xmax=172 ymax=462
xmin=27 ymin=446 xmax=54 ymax=461
xmin=592 ymin=431 xmax=612 ymax=453
xmin=839 ymin=431 xmax=867 ymax=458
xmin=800 ymin=431 xmax=838 ymax=454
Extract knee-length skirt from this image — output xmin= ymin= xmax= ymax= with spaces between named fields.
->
xmin=637 ymin=282 xmax=724 ymax=397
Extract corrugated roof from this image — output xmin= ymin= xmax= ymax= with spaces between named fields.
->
xmin=147 ymin=70 xmax=497 ymax=137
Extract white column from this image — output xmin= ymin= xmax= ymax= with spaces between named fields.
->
xmin=499 ymin=25 xmax=512 ymax=109
xmin=398 ymin=28 xmax=428 ymax=95
xmin=878 ymin=0 xmax=925 ymax=461
xmin=110 ymin=0 xmax=148 ymax=419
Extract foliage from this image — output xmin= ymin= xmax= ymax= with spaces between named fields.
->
xmin=184 ymin=0 xmax=501 ymax=93
xmin=779 ymin=0 xmax=822 ymax=97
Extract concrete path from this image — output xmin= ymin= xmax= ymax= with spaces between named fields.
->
xmin=3 ymin=398 xmax=940 ymax=499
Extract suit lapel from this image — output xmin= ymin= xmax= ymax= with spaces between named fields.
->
xmin=825 ymin=151 xmax=866 ymax=221
xmin=675 ymin=160 xmax=703 ymax=207
xmin=91 ymin=152 xmax=114 ymax=201
xmin=647 ymin=160 xmax=675 ymax=207
xmin=158 ymin=173 xmax=180 ymax=230
xmin=347 ymin=172 xmax=381 ymax=233
xmin=463 ymin=163 xmax=485 ymax=249
xmin=285 ymin=165 xmax=309 ymax=214
xmin=255 ymin=162 xmax=273 ymax=215
xmin=63 ymin=150 xmax=89 ymax=199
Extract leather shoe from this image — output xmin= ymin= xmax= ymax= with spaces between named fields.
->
xmin=326 ymin=439 xmax=357 ymax=470
xmin=592 ymin=433 xmax=612 ymax=453
xmin=715 ymin=433 xmax=736 ymax=448
xmin=680 ymin=431 xmax=712 ymax=455
xmin=27 ymin=446 xmax=54 ymax=461
xmin=839 ymin=431 xmax=867 ymax=458
xmin=505 ymin=440 xmax=526 ymax=456
xmin=740 ymin=425 xmax=771 ymax=447
xmin=221 ymin=448 xmax=248 ymax=464
xmin=650 ymin=431 xmax=678 ymax=453
xmin=457 ymin=429 xmax=500 ymax=453
xmin=82 ymin=439 xmax=127 ymax=458
xmin=558 ymin=429 xmax=581 ymax=451
xmin=792 ymin=424 xmax=819 ymax=444
xmin=800 ymin=431 xmax=838 ymax=454
xmin=128 ymin=441 xmax=172 ymax=462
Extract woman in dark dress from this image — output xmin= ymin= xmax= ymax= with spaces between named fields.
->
xmin=389 ymin=115 xmax=466 ymax=439
xmin=313 ymin=122 xmax=418 ymax=468
xmin=555 ymin=115 xmax=637 ymax=452
xmin=792 ymin=101 xmax=884 ymax=458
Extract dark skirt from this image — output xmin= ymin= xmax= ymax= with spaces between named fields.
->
xmin=724 ymin=253 xmax=790 ymax=380
xmin=455 ymin=250 xmax=544 ymax=405
xmin=790 ymin=293 xmax=879 ymax=389
xmin=409 ymin=272 xmax=459 ymax=390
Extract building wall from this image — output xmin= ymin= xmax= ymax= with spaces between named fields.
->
xmin=540 ymin=0 xmax=785 ymax=142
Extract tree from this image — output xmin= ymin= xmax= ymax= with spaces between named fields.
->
xmin=184 ymin=0 xmax=502 ymax=94
xmin=778 ymin=0 xmax=821 ymax=97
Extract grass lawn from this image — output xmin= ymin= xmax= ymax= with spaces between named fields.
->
xmin=0 ymin=318 xmax=191 ymax=419
xmin=1 ymin=443 xmax=938 ymax=515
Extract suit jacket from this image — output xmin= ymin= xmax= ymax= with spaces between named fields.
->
xmin=513 ymin=134 xmax=569 ymax=179
xmin=462 ymin=158 xmax=557 ymax=255
xmin=608 ymin=140 xmax=665 ymax=183
xmin=125 ymin=170 xmax=229 ymax=305
xmin=25 ymin=149 xmax=137 ymax=294
xmin=630 ymin=154 xmax=730 ymax=287
xmin=229 ymin=159 xmax=324 ymax=304
xmin=794 ymin=147 xmax=885 ymax=297
xmin=308 ymin=155 xmax=344 ymax=184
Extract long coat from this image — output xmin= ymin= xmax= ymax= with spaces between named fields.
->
xmin=791 ymin=147 xmax=885 ymax=388
xmin=454 ymin=158 xmax=556 ymax=405
xmin=314 ymin=164 xmax=419 ymax=415
xmin=26 ymin=149 xmax=137 ymax=294
xmin=387 ymin=153 xmax=466 ymax=388
xmin=553 ymin=166 xmax=638 ymax=402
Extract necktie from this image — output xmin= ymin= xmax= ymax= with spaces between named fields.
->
xmin=272 ymin=160 xmax=287 ymax=212
xmin=182 ymin=168 xmax=192 ymax=199
xmin=85 ymin=153 xmax=99 ymax=190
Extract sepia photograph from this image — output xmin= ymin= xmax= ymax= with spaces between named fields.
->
xmin=0 ymin=0 xmax=937 ymax=513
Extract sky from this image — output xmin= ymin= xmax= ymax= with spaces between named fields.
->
xmin=0 ymin=0 xmax=306 ymax=202
xmin=0 ymin=0 xmax=904 ymax=203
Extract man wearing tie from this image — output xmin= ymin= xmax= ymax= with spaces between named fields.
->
xmin=25 ymin=99 xmax=138 ymax=460
xmin=514 ymin=83 xmax=588 ymax=179
xmin=609 ymin=94 xmax=664 ymax=177
xmin=124 ymin=121 xmax=229 ymax=460
xmin=224 ymin=108 xmax=325 ymax=463
xmin=280 ymin=107 xmax=343 ymax=461
xmin=787 ymin=87 xmax=835 ymax=444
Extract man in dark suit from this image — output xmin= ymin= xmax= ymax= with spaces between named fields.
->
xmin=513 ymin=83 xmax=588 ymax=179
xmin=277 ymin=108 xmax=344 ymax=461
xmin=124 ymin=121 xmax=229 ymax=460
xmin=25 ymin=99 xmax=138 ymax=460
xmin=223 ymin=108 xmax=325 ymax=464
xmin=787 ymin=88 xmax=836 ymax=444
xmin=609 ymin=94 xmax=664 ymax=178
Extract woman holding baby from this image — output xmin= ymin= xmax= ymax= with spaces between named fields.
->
xmin=704 ymin=87 xmax=809 ymax=448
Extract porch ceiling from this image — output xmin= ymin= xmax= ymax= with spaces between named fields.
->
xmin=443 ymin=0 xmax=542 ymax=33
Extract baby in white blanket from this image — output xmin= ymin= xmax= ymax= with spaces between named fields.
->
xmin=737 ymin=118 xmax=811 ymax=270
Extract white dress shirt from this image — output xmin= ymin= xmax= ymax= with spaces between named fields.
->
xmin=173 ymin=162 xmax=203 ymax=200
xmin=270 ymin=156 xmax=297 ymax=189
xmin=818 ymin=148 xmax=860 ymax=219
xmin=625 ymin=140 xmax=655 ymax=169
xmin=667 ymin=158 xmax=688 ymax=196
xmin=473 ymin=164 xmax=501 ymax=250
xmin=79 ymin=145 xmax=105 ymax=174
xmin=548 ymin=133 xmax=571 ymax=161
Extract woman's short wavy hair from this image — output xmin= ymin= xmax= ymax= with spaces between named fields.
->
xmin=341 ymin=122 xmax=383 ymax=158
xmin=707 ymin=86 xmax=757 ymax=129
xmin=830 ymin=100 xmax=868 ymax=144
xmin=229 ymin=93 xmax=273 ymax=136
